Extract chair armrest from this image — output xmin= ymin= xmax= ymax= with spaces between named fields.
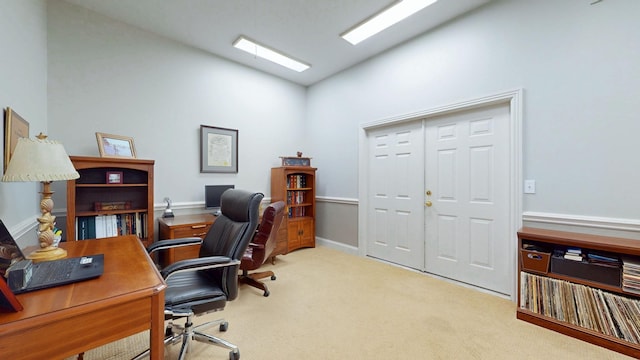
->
xmin=147 ymin=237 xmax=203 ymax=255
xmin=162 ymin=256 xmax=240 ymax=280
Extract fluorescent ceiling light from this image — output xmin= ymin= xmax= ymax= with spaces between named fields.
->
xmin=341 ymin=0 xmax=438 ymax=45
xmin=233 ymin=36 xmax=310 ymax=72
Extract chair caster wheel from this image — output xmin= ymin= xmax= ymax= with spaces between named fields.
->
xmin=229 ymin=350 xmax=240 ymax=360
xmin=270 ymin=275 xmax=276 ymax=280
xmin=263 ymin=290 xmax=270 ymax=297
xmin=220 ymin=322 xmax=229 ymax=332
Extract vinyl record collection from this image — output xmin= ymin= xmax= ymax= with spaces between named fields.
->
xmin=520 ymin=272 xmax=640 ymax=344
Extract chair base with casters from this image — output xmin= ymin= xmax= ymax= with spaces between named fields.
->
xmin=238 ymin=268 xmax=276 ymax=297
xmin=132 ymin=308 xmax=239 ymax=360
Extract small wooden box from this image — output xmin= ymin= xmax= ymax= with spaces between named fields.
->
xmin=94 ymin=201 xmax=131 ymax=211
xmin=520 ymin=249 xmax=551 ymax=274
xmin=280 ymin=156 xmax=311 ymax=166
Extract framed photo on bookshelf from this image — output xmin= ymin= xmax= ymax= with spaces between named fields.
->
xmin=200 ymin=125 xmax=238 ymax=173
xmin=96 ymin=132 xmax=137 ymax=158
xmin=281 ymin=156 xmax=311 ymax=166
xmin=3 ymin=107 xmax=29 ymax=172
xmin=106 ymin=171 xmax=123 ymax=184
xmin=0 ymin=275 xmax=23 ymax=312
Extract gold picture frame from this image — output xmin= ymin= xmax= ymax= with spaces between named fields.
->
xmin=4 ymin=107 xmax=29 ymax=172
xmin=96 ymin=132 xmax=137 ymax=158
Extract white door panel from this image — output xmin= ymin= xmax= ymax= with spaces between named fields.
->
xmin=367 ymin=122 xmax=424 ymax=269
xmin=425 ymin=104 xmax=510 ymax=295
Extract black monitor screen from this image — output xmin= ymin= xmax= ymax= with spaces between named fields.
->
xmin=205 ymin=185 xmax=235 ymax=209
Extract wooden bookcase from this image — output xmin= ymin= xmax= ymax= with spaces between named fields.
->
xmin=517 ymin=227 xmax=640 ymax=358
xmin=271 ymin=166 xmax=317 ymax=255
xmin=66 ymin=156 xmax=155 ymax=246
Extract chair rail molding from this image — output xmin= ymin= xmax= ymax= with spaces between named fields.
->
xmin=523 ymin=211 xmax=640 ymax=233
xmin=316 ymin=196 xmax=357 ymax=205
xmin=8 ymin=216 xmax=39 ymax=239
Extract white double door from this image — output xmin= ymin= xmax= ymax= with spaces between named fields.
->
xmin=366 ymin=103 xmax=511 ymax=295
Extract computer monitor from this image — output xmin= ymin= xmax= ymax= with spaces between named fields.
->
xmin=205 ymin=185 xmax=235 ymax=215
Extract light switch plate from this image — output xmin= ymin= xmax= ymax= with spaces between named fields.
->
xmin=524 ymin=180 xmax=536 ymax=194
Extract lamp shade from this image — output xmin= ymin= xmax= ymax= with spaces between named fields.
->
xmin=2 ymin=137 xmax=79 ymax=182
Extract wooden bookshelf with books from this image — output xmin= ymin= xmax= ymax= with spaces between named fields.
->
xmin=66 ymin=156 xmax=154 ymax=246
xmin=517 ymin=227 xmax=640 ymax=358
xmin=271 ymin=166 xmax=316 ymax=255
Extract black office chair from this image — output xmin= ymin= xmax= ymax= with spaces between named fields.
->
xmin=134 ymin=189 xmax=263 ymax=360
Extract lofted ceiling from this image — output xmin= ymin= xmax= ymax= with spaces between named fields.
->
xmin=62 ymin=0 xmax=492 ymax=86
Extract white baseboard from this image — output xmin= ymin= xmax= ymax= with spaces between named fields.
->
xmin=316 ymin=236 xmax=359 ymax=256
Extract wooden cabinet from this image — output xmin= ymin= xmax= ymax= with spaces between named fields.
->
xmin=517 ymin=227 xmax=640 ymax=358
xmin=271 ymin=166 xmax=316 ymax=254
xmin=158 ymin=214 xmax=216 ymax=266
xmin=287 ymin=218 xmax=314 ymax=252
xmin=66 ymin=156 xmax=154 ymax=246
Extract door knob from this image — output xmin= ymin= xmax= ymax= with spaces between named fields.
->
xmin=425 ymin=201 xmax=432 ymax=207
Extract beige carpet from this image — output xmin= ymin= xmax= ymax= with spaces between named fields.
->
xmin=70 ymin=246 xmax=634 ymax=359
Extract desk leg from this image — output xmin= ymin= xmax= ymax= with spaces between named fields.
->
xmin=150 ymin=289 xmax=165 ymax=360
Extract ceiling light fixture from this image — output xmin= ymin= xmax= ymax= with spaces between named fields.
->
xmin=341 ymin=0 xmax=438 ymax=45
xmin=233 ymin=36 xmax=310 ymax=72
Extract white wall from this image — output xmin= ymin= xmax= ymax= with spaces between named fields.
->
xmin=4 ymin=0 xmax=640 ymax=250
xmin=307 ymin=0 xmax=640 ymax=223
xmin=0 ymin=0 xmax=48 ymax=246
xmin=47 ymin=1 xmax=307 ymax=211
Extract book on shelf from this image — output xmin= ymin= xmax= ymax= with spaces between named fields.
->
xmin=563 ymin=253 xmax=583 ymax=261
xmin=87 ymin=216 xmax=96 ymax=238
xmin=587 ymin=252 xmax=621 ymax=268
xmin=622 ymin=257 xmax=640 ymax=294
xmin=566 ymin=247 xmax=582 ymax=255
xmin=563 ymin=247 xmax=583 ymax=261
xmin=286 ymin=174 xmax=307 ymax=188
xmin=553 ymin=248 xmax=583 ymax=262
xmin=76 ymin=213 xmax=147 ymax=240
xmin=77 ymin=217 xmax=87 ymax=240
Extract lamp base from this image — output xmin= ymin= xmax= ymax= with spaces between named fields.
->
xmin=27 ymin=246 xmax=67 ymax=263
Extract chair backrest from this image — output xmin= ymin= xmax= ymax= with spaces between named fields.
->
xmin=199 ymin=189 xmax=263 ymax=299
xmin=252 ymin=201 xmax=285 ymax=266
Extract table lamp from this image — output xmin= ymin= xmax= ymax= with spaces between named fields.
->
xmin=2 ymin=133 xmax=79 ymax=262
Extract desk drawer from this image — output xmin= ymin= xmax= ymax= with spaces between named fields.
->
xmin=172 ymin=223 xmax=210 ymax=238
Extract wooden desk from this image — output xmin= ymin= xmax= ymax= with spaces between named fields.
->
xmin=158 ymin=214 xmax=216 ymax=266
xmin=0 ymin=236 xmax=166 ymax=360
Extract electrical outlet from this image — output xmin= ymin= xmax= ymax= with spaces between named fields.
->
xmin=524 ymin=180 xmax=536 ymax=194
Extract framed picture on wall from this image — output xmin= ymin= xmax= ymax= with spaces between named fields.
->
xmin=96 ymin=132 xmax=137 ymax=158
xmin=200 ymin=125 xmax=238 ymax=173
xmin=3 ymin=108 xmax=29 ymax=173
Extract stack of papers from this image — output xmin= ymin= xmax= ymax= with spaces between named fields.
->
xmin=587 ymin=252 xmax=621 ymax=268
xmin=564 ymin=247 xmax=583 ymax=262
